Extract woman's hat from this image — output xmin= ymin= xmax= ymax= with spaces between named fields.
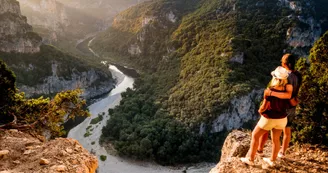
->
xmin=271 ymin=66 xmax=289 ymax=79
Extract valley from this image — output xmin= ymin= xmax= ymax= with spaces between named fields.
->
xmin=0 ymin=0 xmax=327 ymax=172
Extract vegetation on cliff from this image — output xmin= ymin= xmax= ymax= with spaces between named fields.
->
xmin=91 ymin=0 xmax=200 ymax=70
xmin=0 ymin=60 xmax=90 ymax=137
xmin=95 ymin=0 xmax=328 ymax=164
xmin=0 ymin=45 xmax=112 ymax=94
xmin=293 ymin=31 xmax=328 ymax=144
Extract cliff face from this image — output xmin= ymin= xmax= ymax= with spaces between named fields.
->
xmin=18 ymin=62 xmax=114 ymax=100
xmin=0 ymin=0 xmax=41 ymax=53
xmin=0 ymin=0 xmax=21 ymax=14
xmin=207 ymin=89 xmax=263 ymax=134
xmin=18 ymin=0 xmax=69 ymax=33
xmin=17 ymin=0 xmax=99 ymax=44
xmin=1 ymin=45 xmax=115 ymax=100
xmin=91 ymin=1 xmax=183 ymax=70
xmin=281 ymin=0 xmax=323 ymax=56
xmin=0 ymin=0 xmax=115 ymax=100
xmin=17 ymin=0 xmax=148 ymax=47
xmin=0 ymin=129 xmax=98 ymax=173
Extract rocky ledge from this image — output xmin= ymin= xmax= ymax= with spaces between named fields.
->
xmin=0 ymin=129 xmax=98 ymax=173
xmin=210 ymin=130 xmax=328 ymax=173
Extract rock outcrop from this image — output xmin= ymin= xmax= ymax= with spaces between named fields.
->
xmin=0 ymin=129 xmax=98 ymax=173
xmin=0 ymin=0 xmax=41 ymax=53
xmin=208 ymin=89 xmax=263 ymax=133
xmin=209 ymin=130 xmax=328 ymax=173
xmin=281 ymin=0 xmax=323 ymax=56
xmin=209 ymin=130 xmax=253 ymax=173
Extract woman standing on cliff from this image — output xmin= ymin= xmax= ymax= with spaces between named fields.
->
xmin=240 ymin=66 xmax=294 ymax=166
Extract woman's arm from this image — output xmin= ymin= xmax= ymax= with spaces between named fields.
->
xmin=289 ymin=97 xmax=298 ymax=107
xmin=258 ymin=99 xmax=269 ymax=114
xmin=264 ymin=84 xmax=293 ymax=99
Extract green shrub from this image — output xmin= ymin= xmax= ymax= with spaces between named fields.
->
xmin=90 ymin=114 xmax=104 ymax=124
xmin=84 ymin=131 xmax=92 ymax=137
xmin=100 ymin=155 xmax=107 ymax=161
xmin=86 ymin=125 xmax=92 ymax=130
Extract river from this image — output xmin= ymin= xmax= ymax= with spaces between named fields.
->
xmin=67 ymin=65 xmax=189 ymax=173
xmin=68 ymin=37 xmax=213 ymax=173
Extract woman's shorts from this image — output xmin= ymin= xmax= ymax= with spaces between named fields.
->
xmin=257 ymin=116 xmax=287 ymax=130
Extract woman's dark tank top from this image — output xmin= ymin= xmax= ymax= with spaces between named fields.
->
xmin=262 ymin=88 xmax=290 ymax=119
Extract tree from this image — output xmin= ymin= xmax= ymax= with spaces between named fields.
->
xmin=0 ymin=59 xmax=90 ymax=137
xmin=0 ymin=60 xmax=17 ymax=125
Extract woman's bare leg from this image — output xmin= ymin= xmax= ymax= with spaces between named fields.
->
xmin=258 ymin=132 xmax=269 ymax=152
xmin=249 ymin=126 xmax=268 ymax=160
xmin=271 ymin=128 xmax=283 ymax=161
xmin=281 ymin=127 xmax=291 ymax=154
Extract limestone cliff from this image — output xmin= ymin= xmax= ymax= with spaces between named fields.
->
xmin=90 ymin=1 xmax=181 ymax=70
xmin=209 ymin=130 xmax=328 ymax=173
xmin=0 ymin=129 xmax=98 ymax=173
xmin=18 ymin=0 xmax=69 ymax=33
xmin=0 ymin=0 xmax=41 ymax=53
xmin=1 ymin=45 xmax=115 ymax=100
xmin=17 ymin=62 xmax=114 ymax=100
xmin=17 ymin=0 xmax=100 ymax=44
xmin=208 ymin=89 xmax=263 ymax=134
xmin=0 ymin=0 xmax=115 ymax=100
xmin=17 ymin=0 xmax=148 ymax=47
xmin=111 ymin=7 xmax=178 ymax=58
xmin=281 ymin=0 xmax=324 ymax=56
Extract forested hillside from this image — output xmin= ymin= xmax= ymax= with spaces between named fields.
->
xmin=0 ymin=44 xmax=114 ymax=99
xmin=92 ymin=0 xmax=328 ymax=164
xmin=1 ymin=45 xmax=106 ymax=87
xmin=17 ymin=0 xmax=149 ymax=58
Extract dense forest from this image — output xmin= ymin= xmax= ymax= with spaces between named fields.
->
xmin=92 ymin=0 xmax=328 ymax=164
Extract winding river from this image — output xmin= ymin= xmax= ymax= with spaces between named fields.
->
xmin=69 ymin=38 xmax=181 ymax=173
xmin=68 ymin=37 xmax=213 ymax=173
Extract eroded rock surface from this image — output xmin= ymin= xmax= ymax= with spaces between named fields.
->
xmin=0 ymin=130 xmax=98 ymax=173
